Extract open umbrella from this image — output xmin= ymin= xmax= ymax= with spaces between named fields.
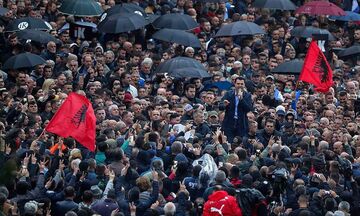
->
xmin=214 ymin=21 xmax=265 ymax=37
xmin=338 ymin=46 xmax=360 ymax=58
xmin=211 ymin=81 xmax=233 ymax=90
xmin=152 ymin=14 xmax=198 ymax=30
xmin=97 ymin=13 xmax=147 ymax=34
xmin=153 ymin=29 xmax=201 ymax=48
xmin=5 ymin=17 xmax=51 ymax=32
xmin=329 ymin=11 xmax=360 ymax=21
xmin=170 ymin=68 xmax=211 ymax=78
xmin=3 ymin=52 xmax=46 ymax=70
xmin=197 ymin=0 xmax=226 ymax=2
xmin=59 ymin=0 xmax=103 ymax=17
xmin=100 ymin=3 xmax=157 ymax=24
xmin=271 ymin=59 xmax=304 ymax=74
xmin=253 ymin=0 xmax=297 ymax=10
xmin=290 ymin=26 xmax=335 ymax=40
xmin=295 ymin=1 xmax=345 ymax=16
xmin=0 ymin=7 xmax=9 ymax=16
xmin=155 ymin=57 xmax=206 ymax=74
xmin=16 ymin=29 xmax=59 ymax=44
xmin=102 ymin=3 xmax=147 ymax=18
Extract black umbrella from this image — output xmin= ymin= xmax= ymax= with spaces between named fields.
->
xmin=197 ymin=0 xmax=226 ymax=2
xmin=102 ymin=3 xmax=147 ymax=18
xmin=170 ymin=68 xmax=211 ymax=78
xmin=100 ymin=3 xmax=158 ymax=24
xmin=253 ymin=0 xmax=297 ymax=10
xmin=3 ymin=52 xmax=46 ymax=70
xmin=290 ymin=26 xmax=335 ymax=40
xmin=16 ymin=29 xmax=59 ymax=44
xmin=155 ymin=57 xmax=206 ymax=74
xmin=5 ymin=17 xmax=51 ymax=32
xmin=97 ymin=13 xmax=147 ymax=34
xmin=59 ymin=0 xmax=103 ymax=17
xmin=153 ymin=29 xmax=201 ymax=48
xmin=338 ymin=46 xmax=360 ymax=58
xmin=0 ymin=7 xmax=9 ymax=16
xmin=152 ymin=14 xmax=198 ymax=30
xmin=214 ymin=21 xmax=265 ymax=37
xmin=271 ymin=59 xmax=304 ymax=74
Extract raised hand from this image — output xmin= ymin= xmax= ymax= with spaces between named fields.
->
xmin=31 ymin=154 xmax=37 ymax=165
xmin=23 ymin=153 xmax=30 ymax=167
xmin=38 ymin=158 xmax=47 ymax=172
xmin=59 ymin=159 xmax=65 ymax=170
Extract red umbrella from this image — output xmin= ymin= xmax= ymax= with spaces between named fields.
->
xmin=295 ymin=1 xmax=346 ymax=16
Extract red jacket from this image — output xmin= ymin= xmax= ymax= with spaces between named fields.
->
xmin=203 ymin=190 xmax=243 ymax=216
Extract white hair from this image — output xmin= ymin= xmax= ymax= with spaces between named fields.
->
xmin=164 ymin=202 xmax=176 ymax=216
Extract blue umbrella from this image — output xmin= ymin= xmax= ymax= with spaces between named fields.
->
xmin=0 ymin=7 xmax=9 ymax=16
xmin=211 ymin=81 xmax=233 ymax=90
xmin=329 ymin=11 xmax=360 ymax=21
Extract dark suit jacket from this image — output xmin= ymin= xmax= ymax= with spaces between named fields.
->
xmin=221 ymin=90 xmax=253 ymax=136
xmin=54 ymin=198 xmax=78 ymax=216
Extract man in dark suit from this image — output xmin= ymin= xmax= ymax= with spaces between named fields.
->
xmin=54 ymin=186 xmax=78 ymax=216
xmin=222 ymin=77 xmax=253 ymax=142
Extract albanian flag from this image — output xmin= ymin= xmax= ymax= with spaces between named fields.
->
xmin=299 ymin=40 xmax=333 ymax=93
xmin=45 ymin=92 xmax=96 ymax=152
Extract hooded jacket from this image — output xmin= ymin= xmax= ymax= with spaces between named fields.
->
xmin=203 ymin=190 xmax=242 ymax=216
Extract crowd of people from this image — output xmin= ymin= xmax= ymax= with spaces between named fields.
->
xmin=0 ymin=0 xmax=360 ymax=215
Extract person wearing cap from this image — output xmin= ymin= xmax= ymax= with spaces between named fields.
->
xmin=265 ymin=75 xmax=275 ymax=86
xmin=222 ymin=76 xmax=253 ymax=142
xmin=275 ymin=105 xmax=286 ymax=131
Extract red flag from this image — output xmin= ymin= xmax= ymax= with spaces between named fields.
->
xmin=45 ymin=93 xmax=96 ymax=152
xmin=299 ymin=40 xmax=333 ymax=93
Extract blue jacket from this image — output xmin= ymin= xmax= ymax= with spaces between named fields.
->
xmin=222 ymin=90 xmax=253 ymax=137
xmin=54 ymin=198 xmax=78 ymax=216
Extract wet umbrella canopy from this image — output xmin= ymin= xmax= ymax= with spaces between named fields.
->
xmin=59 ymin=0 xmax=103 ymax=16
xmin=97 ymin=13 xmax=147 ymax=34
xmin=3 ymin=52 xmax=46 ymax=70
xmin=253 ymin=0 xmax=297 ymax=10
xmin=271 ymin=59 xmax=304 ymax=75
xmin=152 ymin=13 xmax=198 ymax=30
xmin=153 ymin=29 xmax=201 ymax=48
xmin=5 ymin=17 xmax=51 ymax=32
xmin=214 ymin=21 xmax=265 ymax=37
xmin=155 ymin=57 xmax=206 ymax=74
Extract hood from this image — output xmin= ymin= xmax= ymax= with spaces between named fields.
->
xmin=208 ymin=190 xmax=228 ymax=201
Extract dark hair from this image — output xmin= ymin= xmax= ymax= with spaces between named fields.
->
xmin=82 ymin=190 xmax=93 ymax=202
xmin=185 ymin=84 xmax=196 ymax=92
xmin=148 ymin=132 xmax=159 ymax=143
xmin=97 ymin=141 xmax=108 ymax=152
xmin=235 ymin=76 xmax=245 ymax=83
xmin=64 ymin=186 xmax=75 ymax=198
